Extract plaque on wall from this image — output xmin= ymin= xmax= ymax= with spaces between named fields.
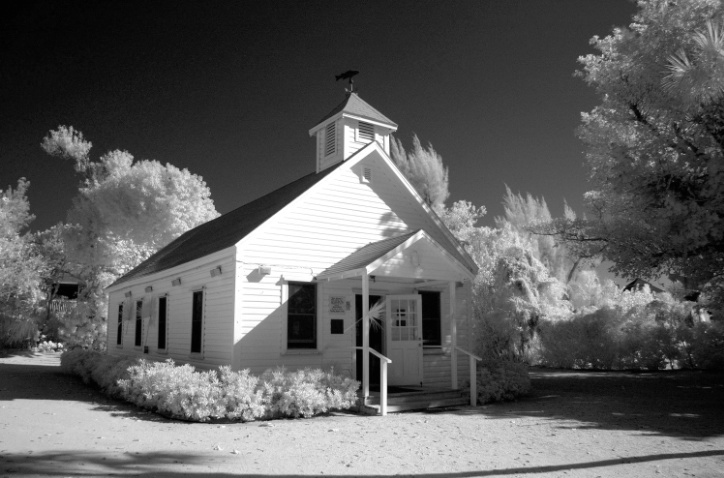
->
xmin=329 ymin=296 xmax=346 ymax=314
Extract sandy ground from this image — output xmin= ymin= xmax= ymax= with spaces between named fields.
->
xmin=1 ymin=352 xmax=723 ymax=478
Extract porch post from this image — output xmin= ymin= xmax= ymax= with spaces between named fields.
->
xmin=362 ymin=271 xmax=370 ymax=399
xmin=449 ymin=281 xmax=458 ymax=389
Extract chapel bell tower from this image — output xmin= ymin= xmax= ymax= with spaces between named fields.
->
xmin=309 ymin=92 xmax=398 ymax=173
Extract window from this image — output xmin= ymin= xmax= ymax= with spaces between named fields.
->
xmin=158 ymin=296 xmax=167 ymax=350
xmin=287 ymin=282 xmax=317 ymax=349
xmin=325 ymin=122 xmax=336 ymax=156
xmin=134 ymin=300 xmax=143 ymax=346
xmin=191 ymin=290 xmax=203 ymax=353
xmin=357 ymin=121 xmax=374 ymax=142
xmin=116 ymin=303 xmax=123 ymax=345
xmin=420 ymin=291 xmax=442 ymax=346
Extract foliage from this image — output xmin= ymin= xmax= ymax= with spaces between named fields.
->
xmin=40 ymin=126 xmax=219 ymax=349
xmin=258 ymin=367 xmax=360 ymax=419
xmin=35 ymin=340 xmax=63 ymax=353
xmin=539 ymin=286 xmax=724 ymax=370
xmin=476 ymin=359 xmax=531 ymax=404
xmin=567 ymin=0 xmax=724 ymax=307
xmin=439 ymin=200 xmax=487 ymax=244
xmin=470 ymin=225 xmax=570 ymax=363
xmin=0 ymin=179 xmax=45 ymax=348
xmin=499 ymin=187 xmax=594 ymax=283
xmin=61 ymin=350 xmax=359 ymax=422
xmin=390 ymin=134 xmax=449 ymax=214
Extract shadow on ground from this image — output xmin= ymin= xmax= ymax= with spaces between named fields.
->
xmin=446 ymin=368 xmax=724 ymax=440
xmin=0 ymin=359 xmax=164 ymax=422
xmin=2 ymin=449 xmax=724 ymax=477
xmin=3 ymin=355 xmax=724 ymax=440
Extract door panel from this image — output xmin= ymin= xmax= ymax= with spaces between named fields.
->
xmin=386 ymin=295 xmax=423 ymax=386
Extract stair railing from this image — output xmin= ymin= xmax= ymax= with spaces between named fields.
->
xmin=354 ymin=346 xmax=392 ymax=416
xmin=455 ymin=346 xmax=482 ymax=406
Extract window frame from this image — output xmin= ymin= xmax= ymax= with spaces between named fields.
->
xmin=190 ymin=289 xmax=204 ymax=354
xmin=285 ymin=282 xmax=318 ymax=351
xmin=116 ymin=303 xmax=123 ymax=346
xmin=420 ymin=290 xmax=442 ymax=347
xmin=134 ymin=299 xmax=143 ymax=347
xmin=158 ymin=295 xmax=168 ymax=351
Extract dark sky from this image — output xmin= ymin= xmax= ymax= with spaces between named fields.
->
xmin=1 ymin=0 xmax=639 ymax=233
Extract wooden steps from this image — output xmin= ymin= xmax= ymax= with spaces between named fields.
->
xmin=359 ymin=388 xmax=469 ymax=414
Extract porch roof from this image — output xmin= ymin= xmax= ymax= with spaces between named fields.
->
xmin=316 ymin=229 xmax=474 ymax=282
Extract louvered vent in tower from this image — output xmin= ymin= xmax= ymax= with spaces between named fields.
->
xmin=358 ymin=121 xmax=374 ymax=142
xmin=325 ymin=122 xmax=336 ymax=156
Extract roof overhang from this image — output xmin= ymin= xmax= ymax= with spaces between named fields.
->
xmin=316 ymin=229 xmax=475 ymax=283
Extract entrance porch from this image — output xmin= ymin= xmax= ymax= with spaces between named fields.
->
xmin=316 ymin=229 xmax=481 ymax=415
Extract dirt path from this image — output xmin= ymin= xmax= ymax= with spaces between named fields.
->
xmin=1 ymin=353 xmax=723 ymax=477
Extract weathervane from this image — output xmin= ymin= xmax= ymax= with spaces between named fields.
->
xmin=336 ymin=70 xmax=359 ymax=93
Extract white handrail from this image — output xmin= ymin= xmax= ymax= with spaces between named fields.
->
xmin=455 ymin=346 xmax=482 ymax=406
xmin=355 ymin=346 xmax=392 ymax=416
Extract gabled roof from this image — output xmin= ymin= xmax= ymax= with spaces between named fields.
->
xmin=315 ymin=92 xmax=397 ymax=128
xmin=109 ymin=162 xmax=343 ymax=288
xmin=317 ymin=229 xmax=475 ymax=282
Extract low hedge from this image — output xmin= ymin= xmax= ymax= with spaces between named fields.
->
xmin=60 ymin=350 xmax=359 ymax=422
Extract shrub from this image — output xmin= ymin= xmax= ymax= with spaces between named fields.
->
xmin=60 ymin=348 xmax=140 ymax=396
xmin=218 ymin=366 xmax=264 ymax=421
xmin=259 ymin=367 xmax=359 ymax=418
xmin=538 ymin=295 xmax=724 ymax=371
xmin=679 ymin=322 xmax=724 ymax=370
xmin=538 ymin=308 xmax=622 ymax=369
xmin=476 ymin=359 xmax=530 ymax=404
xmin=35 ymin=340 xmax=63 ymax=353
xmin=61 ymin=350 xmax=359 ymax=422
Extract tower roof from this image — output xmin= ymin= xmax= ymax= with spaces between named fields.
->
xmin=315 ymin=92 xmax=397 ymax=129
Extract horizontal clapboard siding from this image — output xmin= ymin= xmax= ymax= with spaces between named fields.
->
xmin=107 ymin=250 xmax=236 ymax=370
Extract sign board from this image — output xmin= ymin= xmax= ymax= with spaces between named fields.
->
xmin=329 ymin=296 xmax=346 ymax=314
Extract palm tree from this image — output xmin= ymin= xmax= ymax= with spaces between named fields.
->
xmin=663 ymin=20 xmax=724 ymax=106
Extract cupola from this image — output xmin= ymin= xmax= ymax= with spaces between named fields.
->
xmin=309 ymin=92 xmax=398 ymax=173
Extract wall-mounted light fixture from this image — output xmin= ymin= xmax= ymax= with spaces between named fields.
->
xmin=124 ymin=291 xmax=133 ymax=298
xmin=258 ymin=265 xmax=272 ymax=275
xmin=171 ymin=278 xmax=182 ymax=287
xmin=145 ymin=286 xmax=153 ymax=293
xmin=210 ymin=266 xmax=222 ymax=277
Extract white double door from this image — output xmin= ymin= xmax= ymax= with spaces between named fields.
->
xmin=385 ymin=294 xmax=423 ymax=386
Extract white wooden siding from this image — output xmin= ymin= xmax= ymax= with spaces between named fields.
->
xmin=235 ymin=151 xmax=473 ymax=380
xmin=107 ymin=250 xmax=236 ymax=371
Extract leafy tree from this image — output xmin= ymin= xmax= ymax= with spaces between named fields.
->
xmin=41 ymin=126 xmax=220 ymax=349
xmin=390 ymin=134 xmax=449 ymax=214
xmin=440 ymin=199 xmax=487 ymax=244
xmin=498 ymin=187 xmax=591 ymax=283
xmin=0 ymin=179 xmax=44 ymax=347
xmin=42 ymin=128 xmax=219 ymax=276
xmin=570 ymin=0 xmax=724 ymax=306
